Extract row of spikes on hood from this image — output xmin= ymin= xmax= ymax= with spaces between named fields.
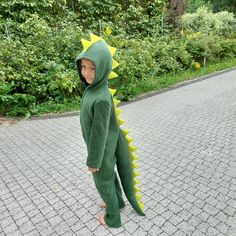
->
xmin=80 ymin=33 xmax=144 ymax=211
xmin=81 ymin=33 xmax=119 ymax=80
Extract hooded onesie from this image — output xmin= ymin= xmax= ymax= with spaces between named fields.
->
xmin=75 ymin=34 xmax=145 ymax=228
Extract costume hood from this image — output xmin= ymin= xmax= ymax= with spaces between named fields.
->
xmin=75 ymin=37 xmax=114 ymax=89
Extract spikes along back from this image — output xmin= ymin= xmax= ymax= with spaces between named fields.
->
xmin=81 ymin=33 xmax=144 ymax=211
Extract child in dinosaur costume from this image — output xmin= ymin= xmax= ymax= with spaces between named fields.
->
xmin=75 ymin=33 xmax=145 ymax=228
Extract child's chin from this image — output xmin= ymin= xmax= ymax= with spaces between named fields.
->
xmin=86 ymin=80 xmax=92 ymax=84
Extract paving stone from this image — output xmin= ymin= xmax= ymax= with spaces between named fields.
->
xmin=181 ymin=202 xmax=192 ymax=211
xmin=71 ymin=220 xmax=85 ymax=232
xmin=207 ymin=226 xmax=221 ymax=235
xmin=207 ymin=216 xmax=220 ymax=228
xmin=138 ymin=218 xmax=154 ymax=231
xmin=123 ymin=220 xmax=139 ymax=234
xmin=177 ymin=221 xmax=195 ymax=235
xmin=47 ymin=215 xmax=63 ymax=227
xmin=190 ymin=205 xmax=202 ymax=216
xmin=197 ymin=222 xmax=210 ymax=234
xmin=228 ymin=228 xmax=236 ymax=236
xmin=216 ymin=202 xmax=227 ymax=210
xmin=178 ymin=210 xmax=192 ymax=221
xmin=19 ymin=221 xmax=36 ymax=235
xmin=223 ymin=205 xmax=236 ymax=217
xmin=54 ymin=221 xmax=71 ymax=235
xmin=2 ymin=223 xmax=19 ymax=235
xmin=171 ymin=230 xmax=187 ymax=236
xmin=203 ymin=203 xmax=220 ymax=216
xmin=75 ymin=207 xmax=87 ymax=218
xmin=153 ymin=204 xmax=167 ymax=214
xmin=215 ymin=222 xmax=230 ymax=234
xmin=191 ymin=229 xmax=206 ymax=236
xmin=115 ymin=232 xmax=132 ymax=236
xmin=188 ymin=215 xmax=202 ymax=228
xmin=161 ymin=221 xmax=178 ymax=235
xmin=86 ymin=217 xmax=100 ymax=232
xmin=198 ymin=211 xmax=210 ymax=222
xmin=24 ymin=229 xmax=40 ymax=236
xmin=30 ymin=212 xmax=45 ymax=225
xmin=0 ymin=216 xmax=15 ymax=228
xmin=6 ymin=230 xmax=23 ymax=236
xmin=150 ymin=215 xmax=166 ymax=227
xmin=215 ymin=211 xmax=228 ymax=223
xmin=168 ymin=202 xmax=182 ymax=214
xmin=162 ymin=210 xmax=174 ymax=221
xmin=168 ymin=214 xmax=183 ymax=226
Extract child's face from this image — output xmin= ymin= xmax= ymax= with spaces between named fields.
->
xmin=81 ymin=59 xmax=95 ymax=84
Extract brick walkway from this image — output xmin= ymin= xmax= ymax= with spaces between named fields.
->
xmin=0 ymin=69 xmax=236 ymax=236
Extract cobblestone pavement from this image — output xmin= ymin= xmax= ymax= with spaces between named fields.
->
xmin=0 ymin=70 xmax=236 ymax=236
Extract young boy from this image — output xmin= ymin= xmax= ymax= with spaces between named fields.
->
xmin=75 ymin=34 xmax=144 ymax=228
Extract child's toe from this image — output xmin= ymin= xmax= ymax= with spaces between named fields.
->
xmin=98 ymin=213 xmax=106 ymax=225
xmin=99 ymin=202 xmax=106 ymax=209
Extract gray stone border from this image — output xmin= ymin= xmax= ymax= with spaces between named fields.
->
xmin=1 ymin=66 xmax=236 ymax=122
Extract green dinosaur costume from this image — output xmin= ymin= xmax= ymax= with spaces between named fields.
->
xmin=75 ymin=33 xmax=145 ymax=228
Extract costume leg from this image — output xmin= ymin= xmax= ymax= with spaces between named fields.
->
xmin=93 ymin=171 xmax=122 ymax=228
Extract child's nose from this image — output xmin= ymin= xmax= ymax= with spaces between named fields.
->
xmin=83 ymin=69 xmax=89 ymax=76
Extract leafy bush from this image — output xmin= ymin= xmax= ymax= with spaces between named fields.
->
xmin=0 ymin=0 xmax=67 ymax=23
xmin=180 ymin=6 xmax=235 ymax=36
xmin=0 ymin=15 xmax=84 ymax=116
xmin=0 ymin=1 xmax=235 ymax=117
xmin=106 ymin=35 xmax=193 ymax=100
xmin=182 ymin=32 xmax=236 ymax=65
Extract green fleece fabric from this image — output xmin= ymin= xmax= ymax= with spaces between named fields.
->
xmin=75 ymin=39 xmax=145 ymax=228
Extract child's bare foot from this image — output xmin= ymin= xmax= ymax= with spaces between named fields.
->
xmin=98 ymin=213 xmax=106 ymax=225
xmin=99 ymin=202 xmax=106 ymax=209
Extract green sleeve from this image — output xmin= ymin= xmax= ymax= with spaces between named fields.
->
xmin=86 ymin=99 xmax=111 ymax=168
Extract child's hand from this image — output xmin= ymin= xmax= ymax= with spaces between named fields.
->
xmin=88 ymin=167 xmax=99 ymax=173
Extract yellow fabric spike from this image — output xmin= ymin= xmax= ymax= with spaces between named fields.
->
xmin=134 ymin=186 xmax=141 ymax=193
xmin=115 ymin=108 xmax=122 ymax=116
xmin=132 ymin=162 xmax=139 ymax=169
xmin=126 ymin=137 xmax=134 ymax=144
xmin=113 ymin=99 xmax=120 ymax=107
xmin=122 ymin=129 xmax=131 ymax=136
xmin=108 ymin=71 xmax=118 ymax=80
xmin=138 ymin=202 xmax=144 ymax=210
xmin=117 ymin=117 xmax=125 ymax=125
xmin=134 ymin=178 xmax=140 ymax=185
xmin=135 ymin=193 xmax=142 ymax=201
xmin=133 ymin=171 xmax=140 ymax=177
xmin=109 ymin=88 xmax=117 ymax=96
xmin=112 ymin=59 xmax=119 ymax=69
xmin=81 ymin=39 xmax=93 ymax=52
xmin=109 ymin=46 xmax=117 ymax=56
xmin=89 ymin=33 xmax=103 ymax=43
xmin=131 ymin=153 xmax=138 ymax=161
xmin=129 ymin=145 xmax=137 ymax=152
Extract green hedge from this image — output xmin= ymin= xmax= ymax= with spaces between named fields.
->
xmin=1 ymin=23 xmax=236 ymax=116
xmin=0 ymin=2 xmax=236 ymax=117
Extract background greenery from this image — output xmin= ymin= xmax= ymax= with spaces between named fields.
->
xmin=0 ymin=0 xmax=236 ymax=117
